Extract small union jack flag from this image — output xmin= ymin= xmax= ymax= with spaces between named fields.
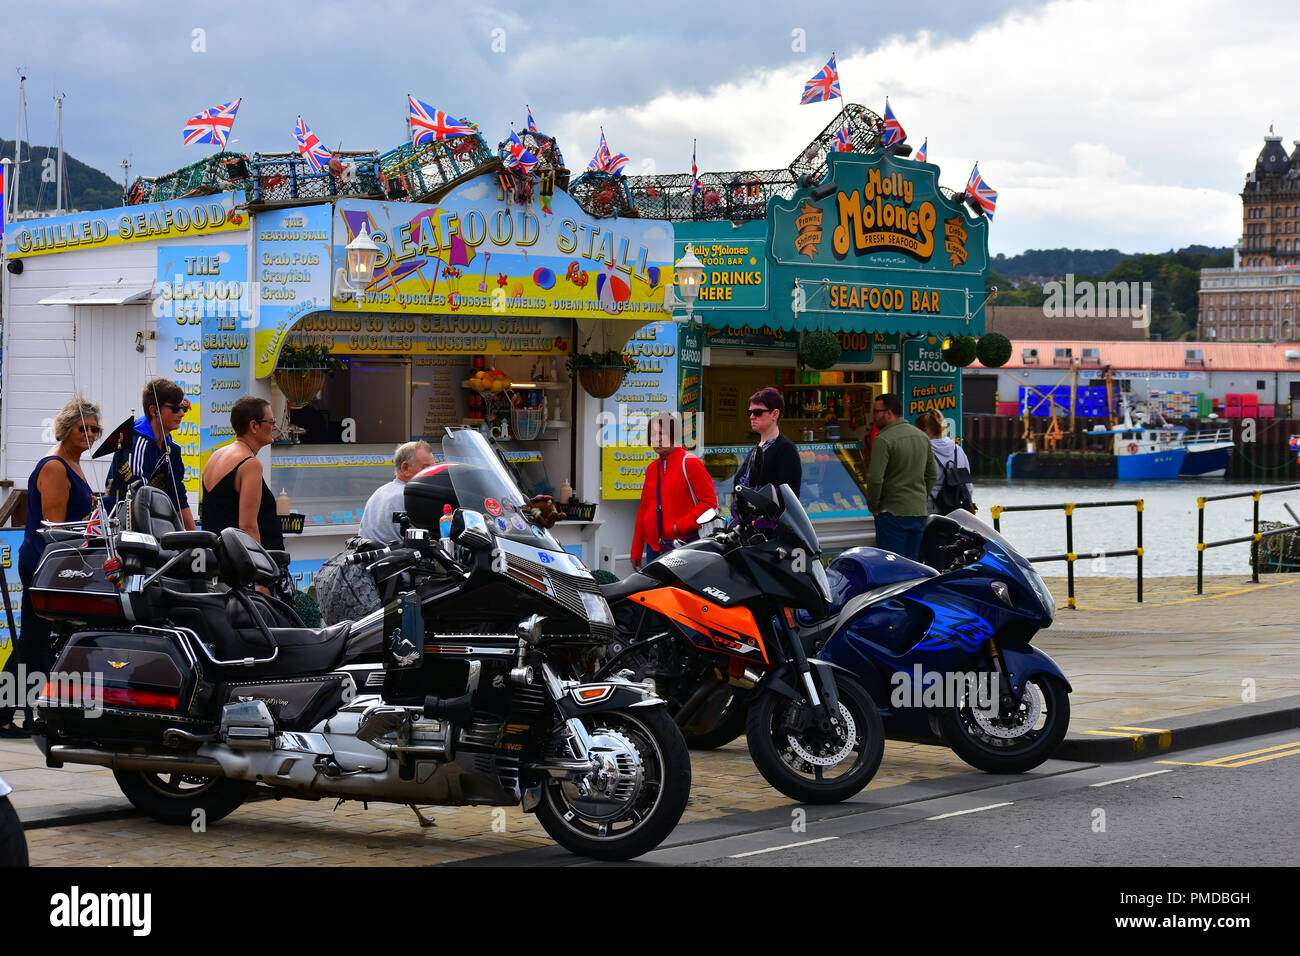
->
xmin=881 ymin=100 xmax=906 ymax=148
xmin=833 ymin=125 xmax=853 ymax=152
xmin=527 ymin=105 xmax=537 ymax=133
xmin=294 ymin=116 xmax=331 ymax=172
xmin=408 ymin=95 xmax=475 ymax=145
xmin=800 ymin=54 xmax=841 ymax=105
xmin=505 ymin=129 xmax=538 ymax=174
xmin=965 ymin=163 xmax=998 ymax=220
xmin=692 ymin=140 xmax=700 ymax=194
xmin=588 ymin=130 xmax=629 ymax=176
xmin=916 ymin=138 xmax=928 ymax=163
xmin=182 ymin=99 xmax=240 ymax=148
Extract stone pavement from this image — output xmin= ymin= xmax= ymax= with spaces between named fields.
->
xmin=4 ymin=572 xmax=1298 ymax=865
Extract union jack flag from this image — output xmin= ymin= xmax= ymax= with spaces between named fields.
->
xmin=833 ymin=125 xmax=853 ymax=152
xmin=408 ymin=95 xmax=475 ymax=144
xmin=294 ymin=116 xmax=331 ymax=172
xmin=182 ymin=99 xmax=240 ymax=148
xmin=588 ymin=130 xmax=629 ymax=176
xmin=800 ymin=54 xmax=841 ymax=105
xmin=881 ymin=100 xmax=906 ymax=148
xmin=692 ymin=141 xmax=700 ymax=194
xmin=527 ymin=105 xmax=537 ymax=133
xmin=965 ymin=164 xmax=998 ymax=220
xmin=505 ymin=129 xmax=538 ymax=174
xmin=916 ymin=138 xmax=928 ymax=163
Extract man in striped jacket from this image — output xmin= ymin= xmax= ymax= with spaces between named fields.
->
xmin=106 ymin=377 xmax=198 ymax=531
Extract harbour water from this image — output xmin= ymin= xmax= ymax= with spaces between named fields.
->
xmin=976 ymin=479 xmax=1300 ymax=577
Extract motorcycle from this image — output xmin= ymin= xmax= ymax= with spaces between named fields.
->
xmin=809 ymin=510 xmax=1071 ymax=773
xmin=30 ymin=428 xmax=691 ymax=861
xmin=594 ymin=483 xmax=885 ymax=804
xmin=0 ymin=774 xmax=29 ymax=867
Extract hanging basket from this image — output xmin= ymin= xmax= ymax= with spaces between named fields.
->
xmin=576 ymin=366 xmax=627 ymax=399
xmin=274 ymin=367 xmax=329 ymax=408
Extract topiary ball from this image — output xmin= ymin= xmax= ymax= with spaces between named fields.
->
xmin=976 ymin=332 xmax=1012 ymax=368
xmin=800 ymin=330 xmax=842 ymax=370
xmin=592 ymin=569 xmax=620 ymax=585
xmin=295 ymin=589 xmax=322 ymax=628
xmin=943 ymin=334 xmax=978 ymax=368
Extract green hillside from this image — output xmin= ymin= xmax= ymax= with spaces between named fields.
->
xmin=1 ymin=137 xmax=123 ymax=212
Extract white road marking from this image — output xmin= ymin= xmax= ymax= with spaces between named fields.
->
xmin=1090 ymin=769 xmax=1173 ymax=787
xmin=925 ymin=801 xmax=1013 ymax=820
xmin=728 ymin=836 xmax=839 ymax=858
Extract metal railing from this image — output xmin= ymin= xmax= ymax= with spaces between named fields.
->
xmin=1196 ymin=483 xmax=1300 ymax=592
xmin=989 ymin=500 xmax=1144 ymax=609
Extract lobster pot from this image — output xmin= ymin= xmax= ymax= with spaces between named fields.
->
xmin=510 ymin=397 xmax=547 ymax=441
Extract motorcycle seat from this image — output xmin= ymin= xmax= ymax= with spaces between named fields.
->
xmin=600 ymin=570 xmax=662 ymax=605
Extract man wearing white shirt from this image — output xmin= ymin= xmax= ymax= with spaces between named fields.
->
xmin=359 ymin=440 xmax=435 ymax=544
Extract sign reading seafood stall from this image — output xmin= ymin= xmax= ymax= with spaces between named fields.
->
xmin=331 ymin=182 xmax=674 ymax=319
xmin=4 ymin=193 xmax=248 ymax=258
xmin=253 ymin=204 xmax=334 ymax=377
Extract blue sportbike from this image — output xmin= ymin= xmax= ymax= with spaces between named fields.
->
xmin=807 ymin=510 xmax=1071 ymax=773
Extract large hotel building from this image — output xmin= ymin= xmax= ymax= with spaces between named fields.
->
xmin=1198 ymin=132 xmax=1300 ymax=342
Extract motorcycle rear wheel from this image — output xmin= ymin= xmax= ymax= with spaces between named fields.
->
xmin=682 ymin=691 xmax=748 ymax=751
xmin=113 ymin=770 xmax=250 ymax=826
xmin=936 ymin=673 xmax=1071 ymax=774
xmin=747 ymin=671 xmax=884 ymax=804
xmin=535 ymin=707 xmax=691 ymax=861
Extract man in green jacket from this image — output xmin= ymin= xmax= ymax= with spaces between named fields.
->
xmin=866 ymin=392 xmax=937 ymax=561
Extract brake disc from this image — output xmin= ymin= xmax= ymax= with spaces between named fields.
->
xmin=786 ymin=703 xmax=857 ymax=767
xmin=971 ymin=680 xmax=1044 ymax=739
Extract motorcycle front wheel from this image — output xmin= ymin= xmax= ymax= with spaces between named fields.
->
xmin=535 ymin=707 xmax=691 ymax=861
xmin=746 ymin=671 xmax=884 ymax=804
xmin=113 ymin=770 xmax=250 ymax=826
xmin=937 ymin=673 xmax=1071 ymax=774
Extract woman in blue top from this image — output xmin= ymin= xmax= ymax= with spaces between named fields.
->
xmin=0 ymin=398 xmax=100 ymax=738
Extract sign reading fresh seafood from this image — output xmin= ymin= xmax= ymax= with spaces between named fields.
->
xmin=332 ymin=183 xmax=674 ymax=317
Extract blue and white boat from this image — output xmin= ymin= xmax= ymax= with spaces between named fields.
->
xmin=1086 ymin=420 xmax=1187 ymax=479
xmin=1178 ymin=427 xmax=1235 ymax=478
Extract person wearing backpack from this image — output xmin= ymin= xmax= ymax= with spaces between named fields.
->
xmin=916 ymin=411 xmax=976 ymax=515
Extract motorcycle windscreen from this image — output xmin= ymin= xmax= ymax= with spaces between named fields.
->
xmin=440 ymin=427 xmax=564 ymax=553
xmin=774 ymin=483 xmax=820 ymax=554
xmin=941 ymin=509 xmax=1035 ymax=571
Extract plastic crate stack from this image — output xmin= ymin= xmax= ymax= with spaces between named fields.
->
xmin=1149 ymin=390 xmax=1198 ymax=419
xmin=1018 ymin=386 xmax=1110 ymax=418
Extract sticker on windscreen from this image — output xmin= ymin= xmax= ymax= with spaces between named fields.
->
xmin=511 ymin=514 xmax=527 ymax=532
xmin=494 ymin=516 xmax=510 ymax=533
xmin=484 ymin=498 xmax=503 ymax=516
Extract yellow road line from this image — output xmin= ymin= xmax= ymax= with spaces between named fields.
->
xmin=1108 ymin=726 xmax=1170 ymax=733
xmin=1157 ymin=740 xmax=1300 ymax=768
xmin=1082 ymin=730 xmax=1143 ymax=737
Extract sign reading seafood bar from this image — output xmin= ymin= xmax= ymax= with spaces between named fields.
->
xmin=332 ymin=181 xmax=673 ymax=318
xmin=768 ymin=152 xmax=988 ymax=333
xmin=3 ymin=193 xmax=247 ymax=257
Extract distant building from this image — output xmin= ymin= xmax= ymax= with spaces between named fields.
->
xmin=1197 ymin=131 xmax=1300 ymax=342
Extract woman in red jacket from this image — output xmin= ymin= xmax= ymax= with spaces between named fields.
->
xmin=631 ymin=412 xmax=718 ymax=570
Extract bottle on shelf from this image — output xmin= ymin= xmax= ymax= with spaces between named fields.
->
xmin=557 ymin=479 xmax=573 ymax=505
xmin=276 ymin=489 xmax=291 ymax=516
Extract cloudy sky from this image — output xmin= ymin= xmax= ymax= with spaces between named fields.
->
xmin=3 ymin=0 xmax=1294 ymax=256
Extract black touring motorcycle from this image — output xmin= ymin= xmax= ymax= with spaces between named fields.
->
xmin=31 ymin=428 xmax=690 ymax=861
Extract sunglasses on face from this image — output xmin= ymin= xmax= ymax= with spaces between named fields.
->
xmin=78 ymin=424 xmax=103 ymax=436
xmin=162 ymin=403 xmax=191 ymax=414
xmin=256 ymin=418 xmax=276 ymax=428
xmin=747 ymin=408 xmax=770 ymax=418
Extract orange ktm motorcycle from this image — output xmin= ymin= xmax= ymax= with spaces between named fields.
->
xmin=596 ymin=484 xmax=884 ymax=804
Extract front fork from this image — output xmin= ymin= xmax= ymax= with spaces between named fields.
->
xmin=779 ymin=616 xmax=839 ymax=723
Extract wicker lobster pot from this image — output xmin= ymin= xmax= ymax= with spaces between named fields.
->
xmin=576 ymin=366 xmax=627 ymax=399
xmin=274 ymin=368 xmax=329 ymax=408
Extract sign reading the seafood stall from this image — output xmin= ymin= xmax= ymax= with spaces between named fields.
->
xmin=254 ymin=204 xmax=334 ymax=377
xmin=332 ymin=182 xmax=673 ymax=318
xmin=4 ymin=193 xmax=247 ymax=258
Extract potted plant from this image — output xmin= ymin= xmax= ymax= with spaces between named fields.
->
xmin=565 ymin=342 xmax=638 ymax=399
xmin=274 ymin=342 xmax=346 ymax=408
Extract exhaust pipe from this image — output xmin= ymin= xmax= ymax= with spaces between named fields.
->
xmin=47 ymin=745 xmax=224 ymax=777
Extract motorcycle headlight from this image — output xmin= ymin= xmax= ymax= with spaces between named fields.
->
xmin=810 ymin=559 xmax=832 ymax=605
xmin=580 ymin=590 xmax=613 ymax=626
xmin=1029 ymin=567 xmax=1056 ymax=621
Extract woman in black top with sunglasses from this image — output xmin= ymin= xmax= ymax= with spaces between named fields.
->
xmin=735 ymin=386 xmax=802 ymax=503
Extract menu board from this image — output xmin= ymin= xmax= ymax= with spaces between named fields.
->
xmin=157 ymin=245 xmax=251 ymax=495
xmin=413 ymin=357 xmax=469 ymax=440
xmin=253 ymin=204 xmax=334 ymax=377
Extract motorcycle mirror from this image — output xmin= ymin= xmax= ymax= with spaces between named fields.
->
xmin=696 ymin=508 xmax=719 ymax=525
xmin=450 ymin=509 xmax=493 ymax=549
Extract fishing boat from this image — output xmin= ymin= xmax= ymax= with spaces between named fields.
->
xmin=1179 ymin=426 xmax=1235 ymax=478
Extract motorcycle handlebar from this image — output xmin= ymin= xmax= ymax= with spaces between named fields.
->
xmin=346 ymin=546 xmax=393 ymax=565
